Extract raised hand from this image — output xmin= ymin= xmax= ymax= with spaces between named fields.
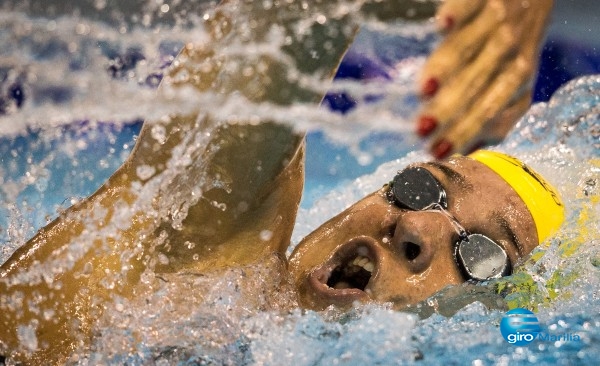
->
xmin=417 ymin=0 xmax=553 ymax=158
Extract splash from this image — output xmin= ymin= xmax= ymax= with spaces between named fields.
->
xmin=0 ymin=0 xmax=599 ymax=364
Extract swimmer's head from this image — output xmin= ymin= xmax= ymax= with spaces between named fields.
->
xmin=288 ymin=152 xmax=564 ymax=311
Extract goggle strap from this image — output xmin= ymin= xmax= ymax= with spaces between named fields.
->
xmin=422 ymin=203 xmax=469 ymax=240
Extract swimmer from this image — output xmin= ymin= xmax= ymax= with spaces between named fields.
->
xmin=0 ymin=0 xmax=556 ymax=363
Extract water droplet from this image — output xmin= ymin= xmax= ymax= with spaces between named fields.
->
xmin=151 ymin=124 xmax=167 ymax=144
xmin=211 ymin=201 xmax=227 ymax=211
xmin=260 ymin=230 xmax=273 ymax=241
xmin=158 ymin=253 xmax=170 ymax=265
xmin=136 ymin=164 xmax=156 ymax=181
xmin=17 ymin=323 xmax=38 ymax=351
xmin=94 ymin=0 xmax=107 ymax=10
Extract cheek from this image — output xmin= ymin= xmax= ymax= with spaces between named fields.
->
xmin=372 ymin=248 xmax=464 ymax=304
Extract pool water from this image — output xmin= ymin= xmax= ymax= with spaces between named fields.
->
xmin=1 ymin=1 xmax=599 ymax=364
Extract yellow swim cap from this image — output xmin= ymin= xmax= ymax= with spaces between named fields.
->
xmin=468 ymin=150 xmax=564 ymax=244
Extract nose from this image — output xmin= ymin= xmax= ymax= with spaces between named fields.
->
xmin=389 ymin=210 xmax=457 ymax=274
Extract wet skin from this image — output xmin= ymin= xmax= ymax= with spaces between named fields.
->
xmin=288 ymin=155 xmax=539 ymax=310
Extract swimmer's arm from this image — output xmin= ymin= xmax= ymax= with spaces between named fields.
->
xmin=122 ymin=0 xmax=361 ymax=272
xmin=0 ymin=0 xmax=425 ymax=361
xmin=0 ymin=0 xmax=378 ymax=278
xmin=0 ymin=0 xmax=432 ymax=275
xmin=125 ymin=0 xmax=438 ymax=271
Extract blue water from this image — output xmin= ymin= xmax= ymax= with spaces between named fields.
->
xmin=1 ymin=3 xmax=599 ymax=365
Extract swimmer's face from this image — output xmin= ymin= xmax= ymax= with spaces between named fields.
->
xmin=288 ymin=156 xmax=538 ymax=310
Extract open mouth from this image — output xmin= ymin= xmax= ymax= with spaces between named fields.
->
xmin=327 ymin=251 xmax=374 ymax=290
xmin=308 ymin=237 xmax=380 ymax=305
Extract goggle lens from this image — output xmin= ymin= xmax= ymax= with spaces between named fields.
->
xmin=456 ymin=234 xmax=510 ymax=281
xmin=390 ymin=167 xmax=447 ymax=211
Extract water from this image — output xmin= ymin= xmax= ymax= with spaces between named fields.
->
xmin=1 ymin=1 xmax=599 ymax=364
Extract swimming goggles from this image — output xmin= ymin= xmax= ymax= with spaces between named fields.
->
xmin=385 ymin=166 xmax=510 ymax=281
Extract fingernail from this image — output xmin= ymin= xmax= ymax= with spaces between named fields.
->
xmin=431 ymin=139 xmax=453 ymax=159
xmin=443 ymin=16 xmax=454 ymax=31
xmin=421 ymin=78 xmax=439 ymax=97
xmin=416 ymin=115 xmax=438 ymax=137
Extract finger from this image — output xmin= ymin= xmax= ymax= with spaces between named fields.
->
xmin=459 ymin=92 xmax=532 ymax=154
xmin=512 ymin=0 xmax=553 ymax=66
xmin=417 ymin=26 xmax=515 ymax=136
xmin=428 ymin=57 xmax=533 ymax=158
xmin=419 ymin=2 xmax=503 ymax=97
xmin=480 ymin=90 xmax=531 ymax=142
xmin=435 ymin=0 xmax=486 ymax=32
